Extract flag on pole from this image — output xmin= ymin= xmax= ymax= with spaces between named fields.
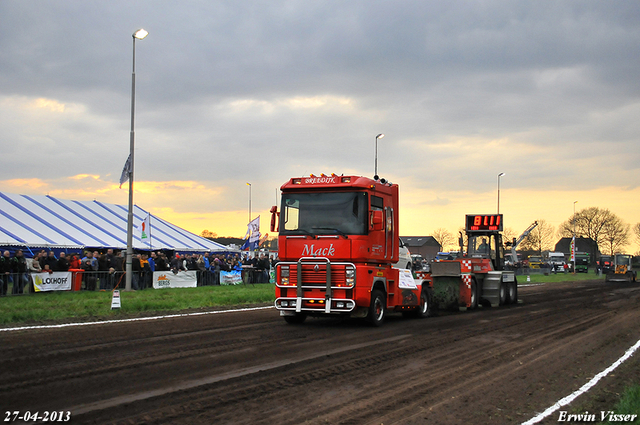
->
xmin=141 ymin=213 xmax=150 ymax=241
xmin=242 ymin=216 xmax=260 ymax=250
xmin=570 ymin=235 xmax=576 ymax=262
xmin=119 ymin=154 xmax=132 ymax=188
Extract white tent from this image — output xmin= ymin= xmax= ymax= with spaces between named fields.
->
xmin=0 ymin=192 xmax=231 ymax=252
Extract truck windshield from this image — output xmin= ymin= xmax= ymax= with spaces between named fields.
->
xmin=615 ymin=255 xmax=630 ymax=266
xmin=280 ymin=191 xmax=368 ymax=236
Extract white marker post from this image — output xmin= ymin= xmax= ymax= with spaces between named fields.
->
xmin=111 ymin=290 xmax=121 ymax=309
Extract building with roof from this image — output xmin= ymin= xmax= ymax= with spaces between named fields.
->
xmin=401 ymin=236 xmax=441 ymax=261
xmin=554 ymin=237 xmax=600 ymax=265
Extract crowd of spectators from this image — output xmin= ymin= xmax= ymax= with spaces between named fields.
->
xmin=0 ymin=248 xmax=277 ymax=295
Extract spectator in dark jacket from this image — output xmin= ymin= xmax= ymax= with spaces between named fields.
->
xmin=56 ymin=252 xmax=70 ymax=271
xmin=132 ymin=254 xmax=141 ymax=290
xmin=11 ymin=250 xmax=29 ymax=294
xmin=42 ymin=251 xmax=58 ymax=272
xmin=1 ymin=251 xmax=11 ymax=296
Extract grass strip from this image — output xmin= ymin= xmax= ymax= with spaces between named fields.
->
xmin=603 ymin=384 xmax=640 ymax=424
xmin=0 ymin=284 xmax=275 ymax=325
xmin=519 ymin=272 xmax=604 ymax=284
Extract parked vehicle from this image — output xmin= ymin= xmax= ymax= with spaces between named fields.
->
xmin=574 ymin=252 xmax=589 ymax=273
xmin=395 ymin=238 xmax=412 ymax=270
xmin=528 ymin=255 xmax=543 ymax=269
xmin=605 ymin=254 xmax=637 ymax=282
xmin=597 ymin=255 xmax=612 ymax=274
xmin=546 ymin=252 xmax=566 ymax=273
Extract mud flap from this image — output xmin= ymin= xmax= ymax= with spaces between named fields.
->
xmin=483 ymin=272 xmax=502 ymax=307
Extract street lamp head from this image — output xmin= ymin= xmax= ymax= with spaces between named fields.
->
xmin=376 ymin=133 xmax=384 ymax=140
xmin=498 ymin=172 xmax=505 ymax=177
xmin=133 ymin=29 xmax=149 ymax=40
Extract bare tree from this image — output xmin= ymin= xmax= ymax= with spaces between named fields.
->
xmin=431 ymin=228 xmax=454 ymax=252
xmin=558 ymin=207 xmax=628 ymax=255
xmin=201 ymin=229 xmax=218 ymax=240
xmin=601 ymin=217 xmax=630 ymax=255
xmin=502 ymin=227 xmax=518 ymax=249
xmin=519 ymin=219 xmax=555 ymax=254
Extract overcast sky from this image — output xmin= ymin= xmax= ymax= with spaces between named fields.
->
xmin=1 ymin=1 xmax=639 ymax=249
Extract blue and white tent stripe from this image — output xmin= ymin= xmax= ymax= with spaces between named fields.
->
xmin=0 ymin=192 xmax=230 ymax=251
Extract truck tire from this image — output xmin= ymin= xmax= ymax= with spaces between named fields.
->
xmin=469 ymin=279 xmax=478 ymax=310
xmin=413 ymin=288 xmax=433 ymax=318
xmin=284 ymin=314 xmax=307 ymax=324
xmin=507 ymin=280 xmax=517 ymax=304
xmin=368 ymin=289 xmax=386 ymax=327
xmin=499 ymin=281 xmax=507 ymax=306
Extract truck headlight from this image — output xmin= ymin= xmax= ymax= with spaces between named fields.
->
xmin=346 ymin=267 xmax=355 ymax=278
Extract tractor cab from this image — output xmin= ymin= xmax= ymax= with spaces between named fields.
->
xmin=464 ymin=214 xmax=506 ymax=271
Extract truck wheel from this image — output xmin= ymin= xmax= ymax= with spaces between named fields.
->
xmin=499 ymin=282 xmax=507 ymax=306
xmin=511 ymin=278 xmax=518 ymax=304
xmin=284 ymin=314 xmax=307 ymax=324
xmin=469 ymin=279 xmax=478 ymax=310
xmin=506 ymin=280 xmax=517 ymax=304
xmin=369 ymin=289 xmax=386 ymax=327
xmin=414 ymin=288 xmax=433 ymax=318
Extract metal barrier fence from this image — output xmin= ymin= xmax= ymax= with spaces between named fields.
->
xmin=0 ymin=268 xmax=272 ymax=297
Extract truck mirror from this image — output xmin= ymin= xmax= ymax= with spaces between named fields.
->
xmin=270 ymin=206 xmax=279 ymax=232
xmin=370 ymin=210 xmax=384 ymax=231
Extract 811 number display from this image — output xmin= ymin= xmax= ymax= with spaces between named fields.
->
xmin=465 ymin=214 xmax=503 ymax=232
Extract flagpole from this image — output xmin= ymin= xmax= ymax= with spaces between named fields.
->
xmin=148 ymin=214 xmax=152 ymax=251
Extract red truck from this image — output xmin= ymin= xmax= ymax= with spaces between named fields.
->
xmin=271 ymin=174 xmax=431 ymax=326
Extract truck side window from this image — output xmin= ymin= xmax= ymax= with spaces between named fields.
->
xmin=283 ymin=199 xmax=300 ymax=231
xmin=371 ymin=195 xmax=383 ymax=211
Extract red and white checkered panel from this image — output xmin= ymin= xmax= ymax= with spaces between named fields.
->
xmin=462 ymin=273 xmax=472 ymax=288
xmin=461 ymin=260 xmax=472 ymax=273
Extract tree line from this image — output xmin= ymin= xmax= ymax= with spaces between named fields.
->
xmin=432 ymin=207 xmax=640 ymax=256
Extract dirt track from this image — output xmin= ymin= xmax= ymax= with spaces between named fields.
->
xmin=2 ymin=279 xmax=640 ymax=425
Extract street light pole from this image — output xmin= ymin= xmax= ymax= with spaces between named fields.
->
xmin=497 ymin=172 xmax=505 ymax=214
xmin=125 ymin=28 xmax=148 ymax=291
xmin=573 ymin=200 xmax=578 ymax=274
xmin=374 ymin=133 xmax=384 ymax=179
xmin=246 ymin=182 xmax=252 ymax=222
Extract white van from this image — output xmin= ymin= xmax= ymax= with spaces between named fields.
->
xmin=394 ymin=238 xmax=412 ymax=270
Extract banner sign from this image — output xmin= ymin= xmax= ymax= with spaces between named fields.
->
xmin=570 ymin=236 xmax=576 ymax=262
xmin=220 ymin=270 xmax=243 ymax=285
xmin=32 ymin=272 xmax=72 ymax=292
xmin=152 ymin=271 xmax=198 ymax=289
xmin=397 ymin=269 xmax=418 ymax=289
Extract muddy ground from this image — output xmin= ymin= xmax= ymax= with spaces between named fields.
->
xmin=2 ymin=279 xmax=640 ymax=425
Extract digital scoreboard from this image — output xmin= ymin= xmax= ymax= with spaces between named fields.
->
xmin=465 ymin=214 xmax=503 ymax=232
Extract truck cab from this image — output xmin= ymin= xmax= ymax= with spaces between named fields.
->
xmin=271 ymin=175 xmax=429 ymax=326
